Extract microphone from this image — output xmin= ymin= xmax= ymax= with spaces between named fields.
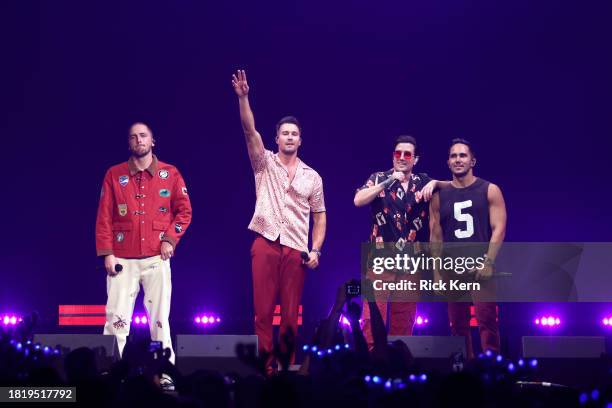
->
xmin=386 ymin=178 xmax=399 ymax=190
xmin=464 ymin=269 xmax=512 ymax=278
xmin=97 ymin=264 xmax=123 ymax=273
xmin=300 ymin=252 xmax=310 ymax=262
xmin=491 ymin=271 xmax=512 ymax=277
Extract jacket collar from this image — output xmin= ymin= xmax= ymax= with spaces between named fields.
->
xmin=128 ymin=155 xmax=158 ymax=176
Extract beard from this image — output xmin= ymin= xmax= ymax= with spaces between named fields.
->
xmin=131 ymin=145 xmax=152 ymax=158
xmin=280 ymin=145 xmax=298 ymax=155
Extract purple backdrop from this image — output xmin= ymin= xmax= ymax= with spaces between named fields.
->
xmin=2 ymin=1 xmax=611 ymax=346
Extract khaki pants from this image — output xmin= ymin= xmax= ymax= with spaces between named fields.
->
xmin=103 ymin=255 xmax=174 ymax=363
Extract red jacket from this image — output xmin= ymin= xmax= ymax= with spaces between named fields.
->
xmin=96 ymin=155 xmax=192 ymax=258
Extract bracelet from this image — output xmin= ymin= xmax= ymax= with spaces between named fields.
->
xmin=312 ymin=248 xmax=322 ymax=257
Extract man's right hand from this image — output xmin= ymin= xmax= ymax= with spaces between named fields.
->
xmin=389 ymin=171 xmax=406 ymax=184
xmin=104 ymin=254 xmax=119 ymax=276
xmin=232 ymin=69 xmax=250 ymax=98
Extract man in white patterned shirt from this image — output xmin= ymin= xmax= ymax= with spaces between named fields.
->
xmin=232 ymin=70 xmax=327 ymax=372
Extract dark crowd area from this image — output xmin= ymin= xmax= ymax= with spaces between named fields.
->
xmin=2 ymin=283 xmax=611 ymax=408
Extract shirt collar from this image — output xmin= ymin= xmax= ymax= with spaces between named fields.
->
xmin=128 ymin=155 xmax=158 ymax=176
xmin=273 ymin=153 xmax=310 ymax=173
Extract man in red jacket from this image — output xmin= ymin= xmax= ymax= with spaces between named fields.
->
xmin=96 ymin=122 xmax=192 ymax=363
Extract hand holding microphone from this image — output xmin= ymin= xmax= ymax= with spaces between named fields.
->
xmin=386 ymin=171 xmax=406 ymax=190
xmin=104 ymin=254 xmax=123 ymax=276
xmin=301 ymin=249 xmax=321 ymax=269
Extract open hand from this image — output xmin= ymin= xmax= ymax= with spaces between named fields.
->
xmin=232 ymin=69 xmax=250 ymax=97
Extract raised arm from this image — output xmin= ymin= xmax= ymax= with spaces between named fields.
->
xmin=232 ymin=69 xmax=264 ymax=161
xmin=353 ymin=171 xmax=403 ymax=207
xmin=420 ymin=180 xmax=451 ymax=202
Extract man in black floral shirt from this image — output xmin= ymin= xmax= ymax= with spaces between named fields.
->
xmin=355 ymin=135 xmax=446 ymax=346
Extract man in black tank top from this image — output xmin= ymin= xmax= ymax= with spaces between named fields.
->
xmin=429 ymin=138 xmax=507 ymax=359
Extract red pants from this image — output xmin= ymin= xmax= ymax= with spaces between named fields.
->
xmin=251 ymin=236 xmax=305 ymax=360
xmin=448 ymin=302 xmax=499 ymax=359
xmin=362 ymin=270 xmax=417 ymax=347
xmin=362 ymin=301 xmax=417 ymax=347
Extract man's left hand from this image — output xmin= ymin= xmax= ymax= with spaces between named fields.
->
xmin=304 ymin=251 xmax=319 ymax=269
xmin=161 ymin=242 xmax=174 ymax=260
xmin=420 ymin=180 xmax=438 ymax=202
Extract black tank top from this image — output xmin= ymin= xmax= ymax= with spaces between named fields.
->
xmin=439 ymin=178 xmax=491 ymax=242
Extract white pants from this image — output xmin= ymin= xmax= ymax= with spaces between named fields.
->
xmin=103 ymin=255 xmax=174 ymax=364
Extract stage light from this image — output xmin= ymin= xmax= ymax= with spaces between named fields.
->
xmin=364 ymin=375 xmax=371 ymax=382
xmin=419 ymin=374 xmax=427 ymax=382
xmin=602 ymin=316 xmax=612 ymax=327
xmin=372 ymin=376 xmax=381 ymax=384
xmin=409 ymin=374 xmax=416 ymax=382
xmin=508 ymin=363 xmax=515 ymax=372
xmin=535 ymin=315 xmax=561 ymax=327
xmin=2 ymin=314 xmax=23 ymax=326
xmin=194 ymin=313 xmax=221 ymax=326
xmin=384 ymin=380 xmax=392 ymax=389
xmin=530 ymin=359 xmax=538 ymax=368
xmin=339 ymin=314 xmax=363 ymax=328
xmin=415 ymin=315 xmax=429 ymax=326
xmin=132 ymin=314 xmax=148 ymax=325
xmin=2 ymin=315 xmax=15 ymax=325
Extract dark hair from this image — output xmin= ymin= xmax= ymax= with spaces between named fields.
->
xmin=394 ymin=135 xmax=419 ymax=156
xmin=449 ymin=138 xmax=475 ymax=157
xmin=275 ymin=116 xmax=302 ymax=135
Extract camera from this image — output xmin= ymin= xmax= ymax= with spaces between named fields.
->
xmin=345 ymin=279 xmax=361 ymax=298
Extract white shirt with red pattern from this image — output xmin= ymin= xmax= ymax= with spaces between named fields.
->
xmin=248 ymin=149 xmax=325 ymax=252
